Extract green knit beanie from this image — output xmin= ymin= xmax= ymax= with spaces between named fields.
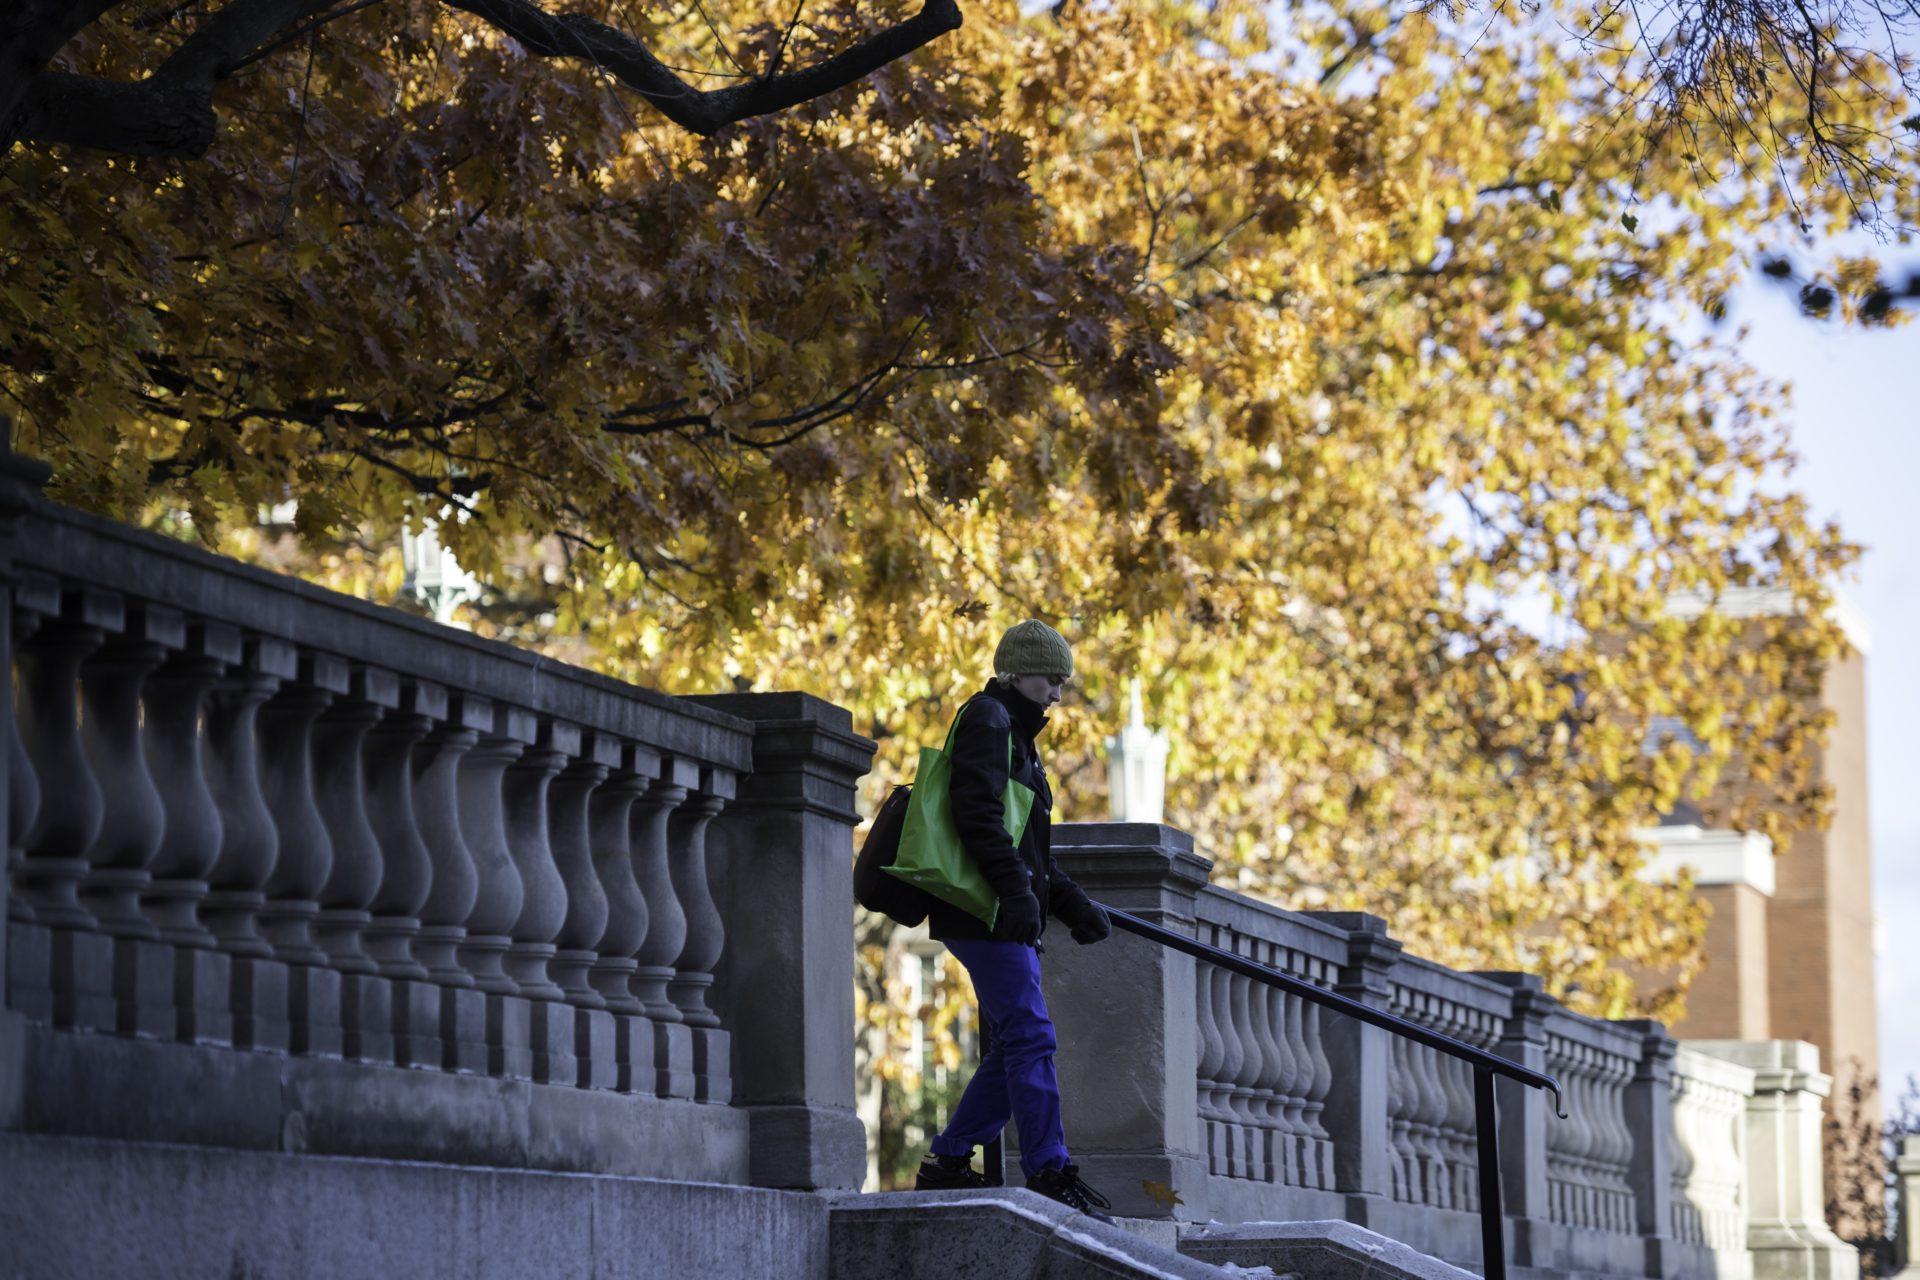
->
xmin=994 ymin=619 xmax=1074 ymax=679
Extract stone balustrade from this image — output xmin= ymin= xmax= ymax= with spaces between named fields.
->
xmin=1041 ymin=822 xmax=1859 ymax=1280
xmin=1670 ymin=1046 xmax=1755 ymax=1276
xmin=0 ymin=430 xmax=873 ymax=1189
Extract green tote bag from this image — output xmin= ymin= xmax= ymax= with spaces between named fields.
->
xmin=884 ymin=696 xmax=1037 ymax=930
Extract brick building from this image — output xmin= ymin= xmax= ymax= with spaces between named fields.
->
xmin=1645 ymin=590 xmax=1882 ymax=1090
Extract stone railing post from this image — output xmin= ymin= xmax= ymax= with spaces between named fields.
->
xmin=1480 ymin=971 xmax=1556 ymax=1267
xmin=1620 ymin=1019 xmax=1679 ymax=1278
xmin=1306 ymin=910 xmax=1403 ymax=1221
xmin=1892 ymin=1136 xmax=1920 ymax=1280
xmin=1692 ymin=1039 xmax=1861 ymax=1280
xmin=1044 ymin=821 xmax=1212 ymax=1221
xmin=683 ymin=691 xmax=873 ymax=1191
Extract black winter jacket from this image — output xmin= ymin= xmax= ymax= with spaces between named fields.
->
xmin=928 ymin=679 xmax=1097 ymax=945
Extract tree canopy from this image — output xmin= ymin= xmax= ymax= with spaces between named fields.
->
xmin=7 ymin=0 xmax=1910 ymax=1025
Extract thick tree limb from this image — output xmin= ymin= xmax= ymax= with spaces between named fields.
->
xmin=6 ymin=0 xmax=336 ymax=154
xmin=5 ymin=0 xmax=962 ymax=157
xmin=442 ymin=0 xmax=961 ymax=135
xmin=1 ymin=0 xmax=126 ymax=131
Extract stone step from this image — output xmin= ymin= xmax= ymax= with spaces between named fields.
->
xmin=830 ymin=1188 xmax=1267 ymax=1279
xmin=1176 ymin=1219 xmax=1480 ymax=1280
xmin=0 ymin=1129 xmax=827 ymax=1279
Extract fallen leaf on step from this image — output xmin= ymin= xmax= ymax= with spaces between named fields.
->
xmin=1140 ymin=1179 xmax=1185 ymax=1209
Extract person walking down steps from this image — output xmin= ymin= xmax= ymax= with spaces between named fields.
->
xmin=913 ymin=620 xmax=1117 ymax=1224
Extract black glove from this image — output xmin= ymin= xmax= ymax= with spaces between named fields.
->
xmin=1064 ymin=899 xmax=1111 ymax=946
xmin=994 ymin=888 xmax=1043 ymax=945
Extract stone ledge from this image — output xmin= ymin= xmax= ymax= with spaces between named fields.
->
xmin=0 ymin=1130 xmax=824 ymax=1280
xmin=2 ymin=1020 xmax=750 ymax=1182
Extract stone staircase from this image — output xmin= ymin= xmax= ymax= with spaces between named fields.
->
xmin=832 ymin=1189 xmax=1480 ymax=1280
xmin=0 ymin=1130 xmax=1480 ymax=1280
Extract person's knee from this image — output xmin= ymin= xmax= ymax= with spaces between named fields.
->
xmin=998 ymin=1013 xmax=1057 ymax=1062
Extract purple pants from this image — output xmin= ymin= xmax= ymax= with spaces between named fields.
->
xmin=929 ymin=938 xmax=1070 ymax=1177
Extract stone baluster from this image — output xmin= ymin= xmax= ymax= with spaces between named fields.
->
xmin=1586 ymin=1047 xmax=1611 ymax=1228
xmin=1668 ymin=1072 xmax=1702 ymax=1245
xmin=1387 ymin=1036 xmax=1416 ymax=1200
xmin=1438 ymin=1007 xmax=1480 ymax=1212
xmin=1226 ymin=966 xmax=1266 ymax=1180
xmin=6 ymin=585 xmax=46 ymax=928
xmin=0 ymin=425 xmax=50 ymax=1020
xmin=361 ymin=676 xmax=441 ymax=1069
xmin=7 ymin=576 xmax=54 ymax=954
xmin=202 ymin=635 xmax=296 ymax=1051
xmin=1711 ymin=1075 xmax=1748 ymax=1252
xmin=411 ymin=693 xmax=484 ymax=983
xmin=1580 ymin=1048 xmax=1604 ymax=1228
xmin=313 ymin=665 xmax=399 ymax=1064
xmin=1194 ymin=957 xmax=1229 ymax=1174
xmin=1213 ymin=960 xmax=1251 ymax=1178
xmin=408 ymin=691 xmax=490 ymax=1072
xmin=587 ymin=742 xmax=657 ymax=1095
xmin=1550 ymin=1041 xmax=1583 ymax=1226
xmin=82 ymin=603 xmax=187 ymax=1040
xmin=10 ymin=579 xmax=115 ymax=1031
xmin=256 ymin=651 xmax=344 ymax=967
xmin=1404 ymin=999 xmax=1451 ymax=1207
xmin=1609 ymin=1047 xmax=1640 ymax=1232
xmin=549 ymin=731 xmax=614 ymax=1007
xmin=503 ymin=717 xmax=570 ymax=1005
xmin=1248 ymin=960 xmax=1295 ymax=1186
xmin=76 ymin=601 xmax=175 ymax=941
xmin=1265 ymin=979 xmax=1307 ymax=1187
xmin=1300 ymin=993 xmax=1336 ymax=1190
xmin=669 ymin=768 xmax=735 ymax=1104
xmin=361 ymin=678 xmax=440 ymax=982
xmin=632 ymin=757 xmax=696 ymax=1098
xmin=256 ymin=651 xmax=347 ymax=1058
xmin=1596 ymin=1047 xmax=1623 ymax=1231
xmin=456 ymin=701 xmax=528 ymax=1000
xmin=14 ymin=585 xmax=114 ymax=931
xmin=460 ymin=702 xmax=534 ymax=1077
xmin=548 ymin=731 xmax=618 ymax=1090
xmin=141 ymin=622 xmax=240 ymax=950
xmin=312 ymin=665 xmax=395 ymax=974
xmin=1583 ymin=1046 xmax=1611 ymax=1229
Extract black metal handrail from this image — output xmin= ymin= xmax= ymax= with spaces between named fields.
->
xmin=981 ymin=905 xmax=1566 ymax=1280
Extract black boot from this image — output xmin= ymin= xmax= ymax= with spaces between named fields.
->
xmin=915 ymin=1151 xmax=988 ymax=1190
xmin=1026 ymin=1163 xmax=1114 ymax=1223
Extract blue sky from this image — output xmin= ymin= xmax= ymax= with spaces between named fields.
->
xmin=1724 ymin=270 xmax=1920 ymax=1096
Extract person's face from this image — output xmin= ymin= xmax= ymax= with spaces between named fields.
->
xmin=1011 ymin=673 xmax=1067 ymax=709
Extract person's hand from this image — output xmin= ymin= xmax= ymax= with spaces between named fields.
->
xmin=994 ymin=889 xmax=1043 ymax=945
xmin=1064 ymin=899 xmax=1111 ymax=946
